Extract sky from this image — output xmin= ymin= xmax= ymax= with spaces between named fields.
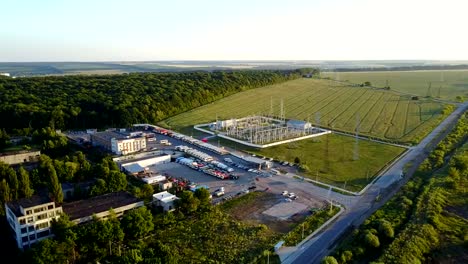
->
xmin=1 ymin=0 xmax=467 ymax=61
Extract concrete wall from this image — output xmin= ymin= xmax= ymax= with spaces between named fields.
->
xmin=0 ymin=151 xmax=41 ymax=165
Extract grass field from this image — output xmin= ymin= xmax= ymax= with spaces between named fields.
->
xmin=322 ymin=70 xmax=468 ymax=101
xmin=250 ymin=134 xmax=405 ymax=192
xmin=162 ymin=78 xmax=449 ymax=144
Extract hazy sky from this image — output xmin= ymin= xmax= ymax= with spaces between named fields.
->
xmin=1 ymin=0 xmax=467 ymax=61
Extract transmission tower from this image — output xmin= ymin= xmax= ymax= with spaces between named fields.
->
xmin=324 ymin=121 xmax=332 ymax=173
xmin=426 ymin=82 xmax=432 ymax=97
xmin=353 ymin=114 xmax=360 ymax=161
xmin=437 ymin=85 xmax=441 ymax=98
xmin=270 ymin=96 xmax=274 ymax=117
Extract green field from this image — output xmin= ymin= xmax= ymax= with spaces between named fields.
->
xmin=162 ymin=78 xmax=449 ymax=144
xmin=322 ymin=70 xmax=468 ymax=101
xmin=250 ymin=134 xmax=405 ymax=192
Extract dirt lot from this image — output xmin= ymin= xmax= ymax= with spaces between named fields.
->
xmin=223 ymin=190 xmax=324 ymax=234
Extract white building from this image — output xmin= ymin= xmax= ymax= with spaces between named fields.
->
xmin=286 ymin=119 xmax=312 ymax=130
xmin=0 ymin=73 xmax=10 ymax=77
xmin=90 ymin=130 xmax=147 ymax=155
xmin=5 ymin=196 xmax=62 ymax=250
xmin=153 ymin=191 xmax=179 ymax=212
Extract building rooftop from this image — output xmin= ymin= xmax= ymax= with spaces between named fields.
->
xmin=6 ymin=195 xmax=53 ymax=217
xmin=153 ymin=191 xmax=178 ymax=202
xmin=62 ymin=191 xmax=142 ymax=221
xmin=286 ymin=119 xmax=310 ymax=125
xmin=242 ymin=155 xmax=271 ymax=165
xmin=91 ymin=130 xmax=146 ymax=141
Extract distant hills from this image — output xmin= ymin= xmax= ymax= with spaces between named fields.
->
xmin=1 ymin=60 xmax=468 ymax=77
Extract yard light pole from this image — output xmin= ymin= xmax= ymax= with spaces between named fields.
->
xmin=302 ymin=223 xmax=305 ymax=239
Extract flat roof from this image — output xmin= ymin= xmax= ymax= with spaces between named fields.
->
xmin=91 ymin=130 xmax=145 ymax=141
xmin=6 ymin=195 xmax=53 ymax=217
xmin=62 ymin=191 xmax=142 ymax=221
xmin=242 ymin=156 xmax=270 ymax=164
xmin=153 ymin=191 xmax=178 ymax=202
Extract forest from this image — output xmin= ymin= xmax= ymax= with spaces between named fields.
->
xmin=324 ymin=112 xmax=468 ymax=264
xmin=0 ymin=70 xmax=302 ymax=131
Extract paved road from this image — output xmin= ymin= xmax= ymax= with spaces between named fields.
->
xmin=284 ymin=102 xmax=468 ymax=264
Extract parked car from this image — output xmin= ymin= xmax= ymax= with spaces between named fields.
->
xmin=248 ymin=186 xmax=257 ymax=190
xmin=282 ymin=191 xmax=289 ymax=196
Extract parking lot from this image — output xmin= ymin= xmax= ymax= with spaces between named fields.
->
xmin=142 ymin=127 xmax=328 ymax=221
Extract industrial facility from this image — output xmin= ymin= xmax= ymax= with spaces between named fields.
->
xmin=195 ymin=115 xmax=331 ymax=148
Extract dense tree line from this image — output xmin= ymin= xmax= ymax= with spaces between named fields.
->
xmin=0 ymin=70 xmax=302 ymax=131
xmin=325 ymin=112 xmax=468 ymax=264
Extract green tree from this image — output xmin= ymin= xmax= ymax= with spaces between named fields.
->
xmin=194 ymin=188 xmax=211 ymax=210
xmin=140 ymin=184 xmax=154 ymax=201
xmin=8 ymin=170 xmax=19 ymax=200
xmin=47 ymin=164 xmax=63 ymax=203
xmin=364 ymin=231 xmax=380 ymax=248
xmin=18 ymin=166 xmax=34 ymax=198
xmin=176 ymin=191 xmax=200 ymax=215
xmin=322 ymin=256 xmax=339 ymax=264
xmin=90 ymin=179 xmax=107 ymax=196
xmin=121 ymin=207 xmax=154 ymax=239
xmin=340 ymin=250 xmax=353 ymax=263
xmin=0 ymin=179 xmax=11 ymax=215
xmin=378 ymin=220 xmax=394 ymax=238
xmin=107 ymin=171 xmax=127 ymax=192
xmin=29 ymin=239 xmax=74 ymax=264
xmin=294 ymin=156 xmax=301 ymax=164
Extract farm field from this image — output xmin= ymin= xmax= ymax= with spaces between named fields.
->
xmin=162 ymin=78 xmax=449 ymax=144
xmin=322 ymin=70 xmax=468 ymax=101
xmin=250 ymin=134 xmax=405 ymax=192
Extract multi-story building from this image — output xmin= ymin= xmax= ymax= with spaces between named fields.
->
xmin=5 ymin=191 xmax=144 ymax=249
xmin=90 ymin=130 xmax=147 ymax=155
xmin=5 ymin=196 xmax=62 ymax=250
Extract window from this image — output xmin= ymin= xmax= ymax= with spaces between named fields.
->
xmin=37 ymin=213 xmax=48 ymax=220
xmin=28 ymin=234 xmax=35 ymax=241
xmin=19 ymin=219 xmax=26 ymax=225
xmin=26 ymin=210 xmax=32 ymax=215
xmin=21 ymin=227 xmax=27 ymax=234
xmin=37 ymin=230 xmax=50 ymax=239
xmin=48 ymin=205 xmax=53 ymax=210
xmin=28 ymin=226 xmax=34 ymax=232
xmin=22 ymin=237 xmax=28 ymax=243
xmin=27 ymin=217 xmax=33 ymax=223
xmin=48 ymin=211 xmax=55 ymax=218
xmin=36 ymin=222 xmax=48 ymax=230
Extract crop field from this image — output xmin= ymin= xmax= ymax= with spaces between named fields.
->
xmin=322 ymin=70 xmax=468 ymax=101
xmin=162 ymin=78 xmax=449 ymax=144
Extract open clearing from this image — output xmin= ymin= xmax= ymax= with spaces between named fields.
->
xmin=250 ymin=134 xmax=405 ymax=192
xmin=162 ymin=78 xmax=448 ymax=144
xmin=322 ymin=70 xmax=468 ymax=101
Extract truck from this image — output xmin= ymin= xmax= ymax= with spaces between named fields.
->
xmin=160 ymin=139 xmax=171 ymax=145
xmin=214 ymin=190 xmax=225 ymax=197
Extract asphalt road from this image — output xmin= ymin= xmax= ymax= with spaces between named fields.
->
xmin=286 ymin=102 xmax=468 ymax=264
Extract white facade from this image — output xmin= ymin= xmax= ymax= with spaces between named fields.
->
xmin=153 ymin=191 xmax=179 ymax=212
xmin=111 ymin=137 xmax=147 ymax=155
xmin=5 ymin=198 xmax=62 ymax=250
